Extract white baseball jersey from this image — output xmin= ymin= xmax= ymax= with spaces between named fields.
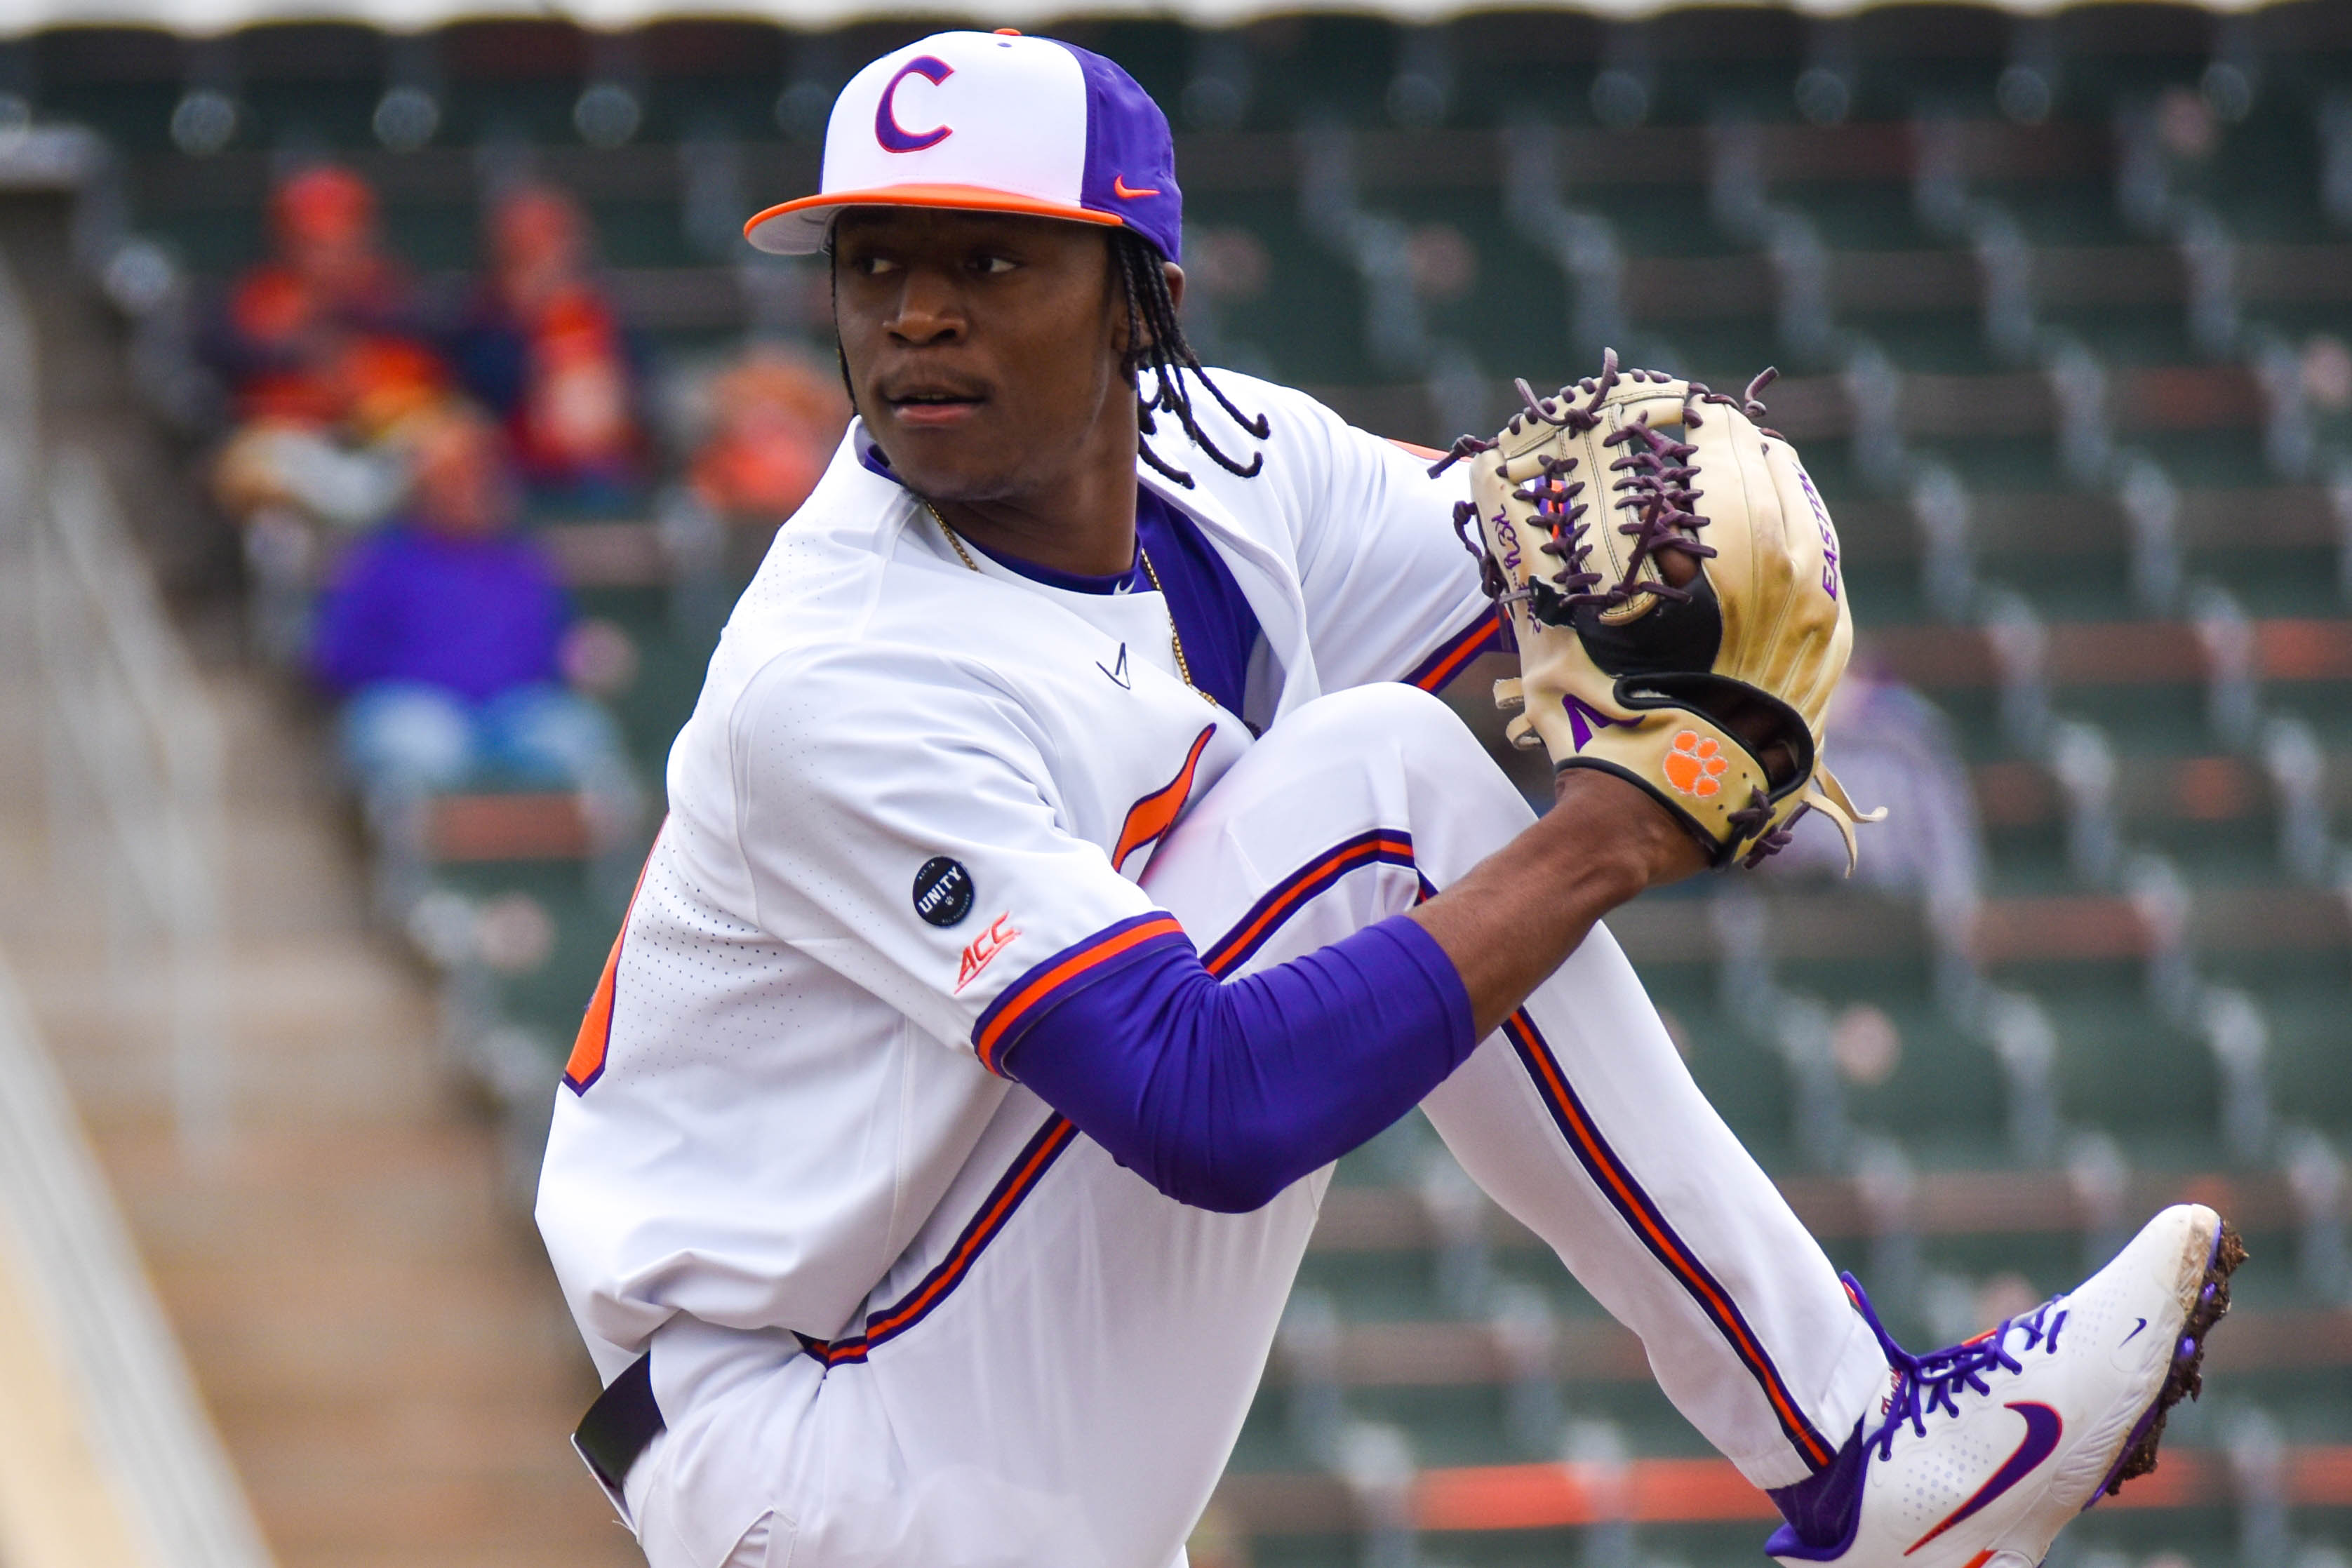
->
xmin=535 ymin=372 xmax=1492 ymax=1395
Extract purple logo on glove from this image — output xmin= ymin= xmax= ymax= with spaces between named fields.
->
xmin=1796 ymin=467 xmax=1840 ymax=601
xmin=1494 ymin=516 xmax=1524 ymax=573
xmin=1562 ymin=694 xmax=1626 ymax=752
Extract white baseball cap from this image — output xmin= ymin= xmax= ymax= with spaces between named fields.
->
xmin=743 ymin=29 xmax=1184 ymax=262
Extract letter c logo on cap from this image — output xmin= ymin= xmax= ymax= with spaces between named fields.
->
xmin=876 ymin=56 xmax=954 ymax=153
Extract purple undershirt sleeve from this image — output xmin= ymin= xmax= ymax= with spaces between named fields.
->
xmin=998 ymin=914 xmax=1478 ymax=1214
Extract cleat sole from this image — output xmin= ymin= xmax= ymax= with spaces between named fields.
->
xmin=2090 ymin=1217 xmax=2245 ymax=1503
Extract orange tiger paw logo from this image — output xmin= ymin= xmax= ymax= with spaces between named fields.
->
xmin=1663 ymin=731 xmax=1728 ymax=798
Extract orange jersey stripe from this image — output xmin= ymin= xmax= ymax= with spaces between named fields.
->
xmin=1512 ymin=1017 xmax=1822 ymax=1459
xmin=1506 ymin=1012 xmax=1831 ymax=1467
xmin=861 ymin=1118 xmax=1077 ymax=1340
xmin=1410 ymin=618 xmax=1494 ymax=692
xmin=563 ymin=932 xmax=625 ymax=1090
xmin=563 ymin=845 xmax=660 ymax=1093
xmin=1203 ymin=833 xmax=1413 ymax=976
xmin=1112 ymin=725 xmax=1215 ymax=873
xmin=973 ymin=914 xmax=1185 ymax=1070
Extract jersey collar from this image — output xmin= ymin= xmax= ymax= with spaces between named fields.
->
xmin=1133 ymin=465 xmax=1318 ymax=724
xmin=842 ymin=422 xmax=1320 ymax=724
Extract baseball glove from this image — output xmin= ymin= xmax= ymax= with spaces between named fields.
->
xmin=1436 ymin=349 xmax=1880 ymax=871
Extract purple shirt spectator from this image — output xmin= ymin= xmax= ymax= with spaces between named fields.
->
xmin=309 ymin=521 xmax=568 ymax=704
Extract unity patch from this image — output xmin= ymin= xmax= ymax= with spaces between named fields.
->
xmin=913 ymin=856 xmax=976 ymax=927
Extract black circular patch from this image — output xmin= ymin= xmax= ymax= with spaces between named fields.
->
xmin=912 ymin=856 xmax=975 ymax=927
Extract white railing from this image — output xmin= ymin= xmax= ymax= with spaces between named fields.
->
xmin=0 ymin=949 xmax=274 ymax=1568
xmin=0 ymin=247 xmax=229 ymax=1155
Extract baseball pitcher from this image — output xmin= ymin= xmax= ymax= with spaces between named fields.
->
xmin=536 ymin=33 xmax=2238 ymax=1568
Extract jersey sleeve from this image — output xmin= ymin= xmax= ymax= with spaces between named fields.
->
xmin=726 ymin=643 xmax=1163 ymax=1056
xmin=1246 ymin=378 xmax=1502 ymax=694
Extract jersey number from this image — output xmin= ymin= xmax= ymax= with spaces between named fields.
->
xmin=563 ymin=925 xmax=624 ymax=1094
xmin=563 ymin=847 xmax=656 ymax=1094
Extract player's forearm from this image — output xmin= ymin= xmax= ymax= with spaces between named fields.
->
xmin=1407 ymin=769 xmax=1704 ymax=1040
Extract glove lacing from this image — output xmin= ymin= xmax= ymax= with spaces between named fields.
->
xmin=1435 ymin=349 xmax=1755 ymax=624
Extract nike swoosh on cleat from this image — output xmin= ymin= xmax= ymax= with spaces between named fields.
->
xmin=1905 ymin=1402 xmax=2064 ymax=1555
xmin=2121 ymin=1317 xmax=2148 ymax=1346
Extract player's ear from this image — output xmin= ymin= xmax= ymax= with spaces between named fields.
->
xmin=1162 ymin=261 xmax=1185 ymax=315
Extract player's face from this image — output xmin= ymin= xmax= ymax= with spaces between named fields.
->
xmin=831 ymin=208 xmax=1131 ymax=507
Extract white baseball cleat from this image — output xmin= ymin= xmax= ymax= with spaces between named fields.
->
xmin=1767 ymin=1203 xmax=2243 ymax=1568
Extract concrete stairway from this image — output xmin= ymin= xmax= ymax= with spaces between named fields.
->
xmin=0 ymin=665 xmax=641 ymax=1568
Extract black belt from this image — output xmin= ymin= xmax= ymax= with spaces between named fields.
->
xmin=575 ymin=1353 xmax=664 ymax=1499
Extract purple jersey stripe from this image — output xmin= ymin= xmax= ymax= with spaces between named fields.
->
xmin=1199 ymin=829 xmax=1419 ymax=977
xmin=1404 ymin=609 xmax=1503 ymax=693
xmin=798 ymin=1114 xmax=1081 ymax=1367
xmin=1502 ymin=1011 xmax=1838 ymax=1469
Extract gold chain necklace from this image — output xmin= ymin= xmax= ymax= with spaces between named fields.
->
xmin=922 ymin=498 xmax=1218 ymax=707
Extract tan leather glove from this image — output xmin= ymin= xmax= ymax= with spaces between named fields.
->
xmin=1439 ymin=350 xmax=1881 ymax=871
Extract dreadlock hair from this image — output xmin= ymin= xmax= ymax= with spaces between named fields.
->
xmin=1111 ymin=229 xmax=1269 ymax=488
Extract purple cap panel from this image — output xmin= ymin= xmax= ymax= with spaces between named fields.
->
xmin=1062 ymin=41 xmax=1184 ymax=263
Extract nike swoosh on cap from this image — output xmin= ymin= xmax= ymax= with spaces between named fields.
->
xmin=1112 ymin=174 xmax=1160 ymax=199
xmin=1905 ymin=1402 xmax=2064 ymax=1555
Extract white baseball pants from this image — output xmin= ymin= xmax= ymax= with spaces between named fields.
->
xmin=620 ymin=683 xmax=1888 ymax=1568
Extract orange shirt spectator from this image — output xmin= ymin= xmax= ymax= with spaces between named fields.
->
xmin=689 ymin=346 xmax=850 ymax=529
xmin=453 ymin=185 xmax=647 ymax=504
xmin=213 ymin=165 xmax=437 ymax=428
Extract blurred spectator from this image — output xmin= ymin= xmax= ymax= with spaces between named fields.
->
xmin=213 ymin=331 xmax=446 ymax=526
xmin=208 ymin=166 xmax=453 ymax=657
xmin=1770 ymin=666 xmax=1983 ymax=906
xmin=688 ymin=344 xmax=849 ymax=548
xmin=308 ymin=404 xmax=631 ymax=804
xmin=452 ymin=185 xmax=647 ymax=504
xmin=211 ymin=164 xmax=432 ymax=427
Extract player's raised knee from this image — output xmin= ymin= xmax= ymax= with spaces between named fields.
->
xmin=1285 ymin=681 xmax=1474 ymax=755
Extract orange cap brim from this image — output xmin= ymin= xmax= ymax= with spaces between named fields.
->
xmin=743 ymin=183 xmax=1123 ymax=255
